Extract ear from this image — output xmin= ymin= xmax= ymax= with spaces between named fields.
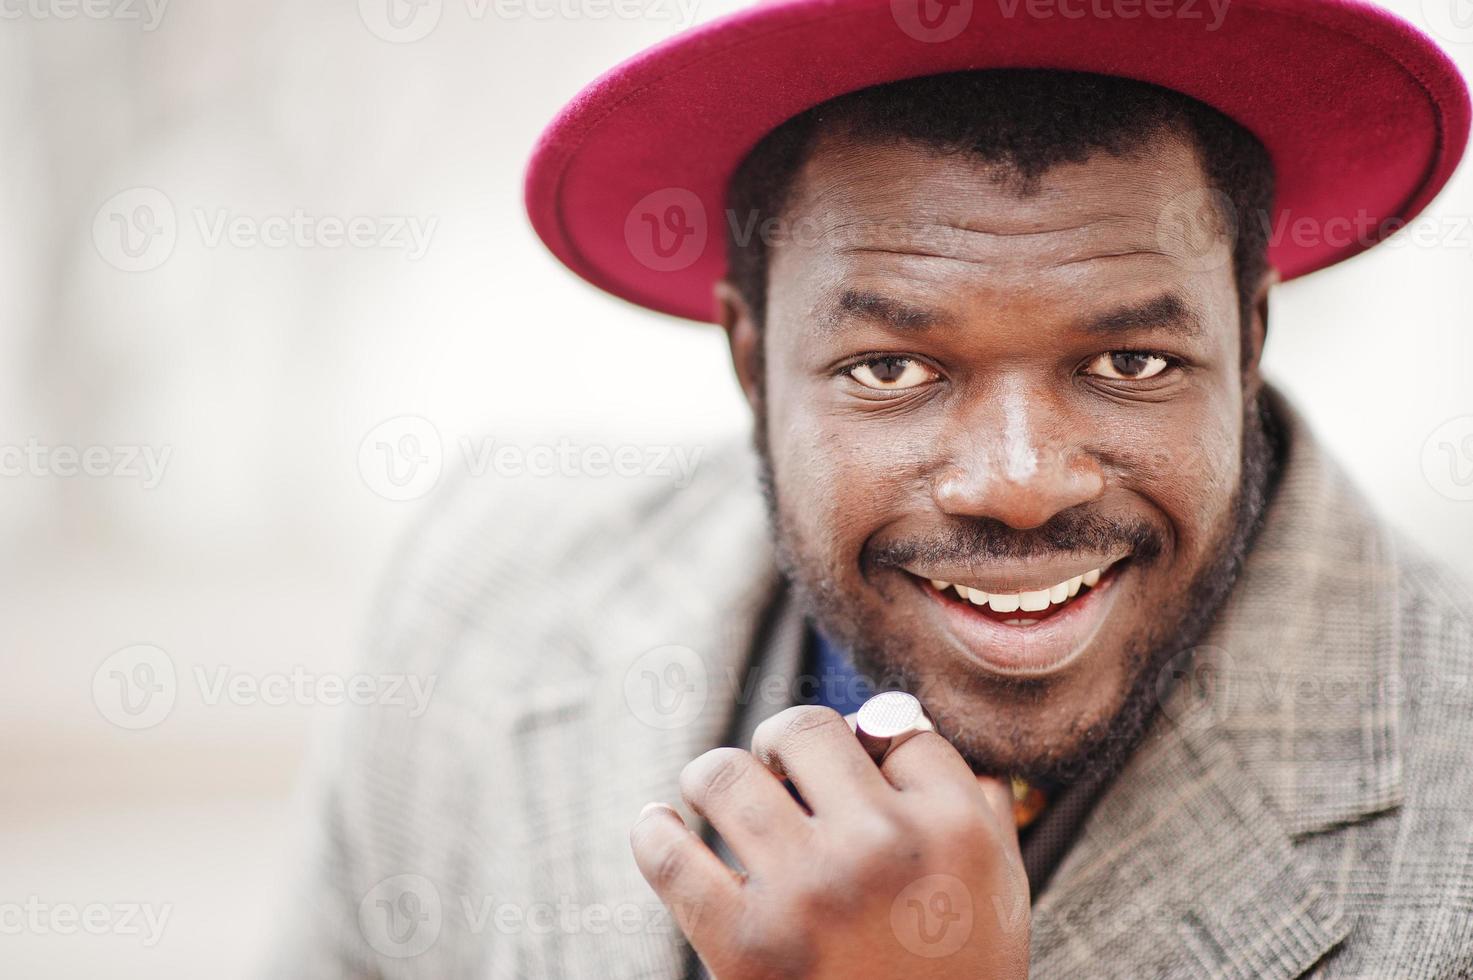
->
xmin=1242 ymin=264 xmax=1278 ymax=388
xmin=715 ymin=280 xmax=763 ymax=412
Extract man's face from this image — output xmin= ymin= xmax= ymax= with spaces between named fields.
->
xmin=727 ymin=131 xmax=1271 ymax=783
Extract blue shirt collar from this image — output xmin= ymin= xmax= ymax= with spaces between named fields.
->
xmin=803 ymin=627 xmax=874 ymax=716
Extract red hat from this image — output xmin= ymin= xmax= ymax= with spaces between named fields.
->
xmin=524 ymin=0 xmax=1469 ymax=322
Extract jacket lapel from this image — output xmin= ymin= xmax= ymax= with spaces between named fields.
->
xmin=500 ymin=445 xmax=782 ymax=979
xmin=1028 ymin=684 xmax=1353 ymax=979
xmin=1031 ymin=389 xmax=1403 ymax=979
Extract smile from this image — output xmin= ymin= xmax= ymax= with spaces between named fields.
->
xmin=925 ymin=565 xmax=1108 ymax=625
xmin=907 ymin=558 xmax=1129 ymax=677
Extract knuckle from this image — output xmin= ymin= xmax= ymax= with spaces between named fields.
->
xmin=818 ymin=815 xmax=910 ymax=888
xmin=780 ymin=704 xmax=842 ymax=741
xmin=844 ymin=811 xmax=908 ymax=856
xmin=937 ymin=814 xmax=993 ymax=856
xmin=754 ymin=705 xmax=840 ymax=761
xmin=648 ymin=840 xmax=690 ymax=890
xmin=682 ymin=747 xmax=754 ymax=804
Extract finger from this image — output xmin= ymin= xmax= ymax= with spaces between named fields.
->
xmin=976 ymin=776 xmax=1030 ymax=916
xmin=679 ymin=746 xmax=810 ymax=875
xmin=976 ymin=775 xmax=1023 ymax=853
xmin=629 ymin=802 xmax=741 ymax=946
xmin=750 ymin=705 xmax=892 ymax=813
xmin=877 ymin=729 xmax=978 ymax=794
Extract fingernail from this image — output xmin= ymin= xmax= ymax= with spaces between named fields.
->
xmin=638 ymin=801 xmax=677 ymax=821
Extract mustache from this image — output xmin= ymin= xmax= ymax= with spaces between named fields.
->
xmin=868 ymin=510 xmax=1164 ymax=569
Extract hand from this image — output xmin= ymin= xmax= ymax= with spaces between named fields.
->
xmin=630 ymin=705 xmax=1030 ymax=980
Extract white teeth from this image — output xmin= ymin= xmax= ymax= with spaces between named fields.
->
xmin=988 ymin=592 xmax=1021 ymax=613
xmin=932 ymin=564 xmax=1112 ymax=617
xmin=1018 ymin=589 xmax=1050 ymax=612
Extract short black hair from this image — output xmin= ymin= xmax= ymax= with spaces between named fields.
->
xmin=724 ymin=69 xmax=1275 ymax=347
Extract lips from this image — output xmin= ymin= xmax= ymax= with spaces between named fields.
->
xmin=908 ymin=559 xmax=1128 ymax=676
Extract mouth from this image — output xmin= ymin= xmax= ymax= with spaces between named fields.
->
xmin=907 ymin=558 xmax=1129 ymax=677
xmin=923 ymin=560 xmax=1120 ymax=625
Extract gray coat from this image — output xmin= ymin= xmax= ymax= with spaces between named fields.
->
xmin=273 ymin=389 xmax=1473 ymax=978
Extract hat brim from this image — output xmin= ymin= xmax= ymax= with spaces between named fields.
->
xmin=525 ymin=0 xmax=1469 ymax=322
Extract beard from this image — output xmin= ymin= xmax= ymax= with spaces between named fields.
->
xmin=753 ymin=387 xmax=1284 ymax=788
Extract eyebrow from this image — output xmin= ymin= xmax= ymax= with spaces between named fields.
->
xmin=821 ymin=288 xmax=1204 ymax=340
xmin=1079 ymin=292 xmax=1204 ymax=339
xmin=822 ymin=290 xmax=951 ymax=335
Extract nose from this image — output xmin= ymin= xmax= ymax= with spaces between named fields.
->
xmin=930 ymin=387 xmax=1106 ymax=529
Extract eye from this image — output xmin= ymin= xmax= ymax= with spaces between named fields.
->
xmin=846 ymin=356 xmax=938 ymax=391
xmin=1085 ymin=351 xmax=1174 ymax=381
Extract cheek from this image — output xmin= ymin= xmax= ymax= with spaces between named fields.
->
xmin=766 ymin=376 xmax=931 ymax=573
xmin=1109 ymin=390 xmax=1243 ymax=562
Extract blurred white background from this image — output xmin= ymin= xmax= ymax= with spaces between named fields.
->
xmin=1 ymin=0 xmax=1470 ymax=975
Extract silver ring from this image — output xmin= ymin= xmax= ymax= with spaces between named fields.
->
xmin=845 ymin=691 xmax=934 ymax=764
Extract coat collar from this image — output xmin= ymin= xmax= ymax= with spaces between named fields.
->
xmin=504 ymin=385 xmax=1403 ymax=978
xmin=1029 ymin=387 xmax=1403 ymax=977
xmin=502 ymin=444 xmax=782 ymax=978
xmin=1209 ymin=388 xmax=1403 ymax=835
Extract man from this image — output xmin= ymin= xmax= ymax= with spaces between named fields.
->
xmin=277 ymin=1 xmax=1473 ymax=977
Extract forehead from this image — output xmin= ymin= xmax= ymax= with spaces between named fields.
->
xmin=765 ymin=132 xmax=1233 ymax=317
